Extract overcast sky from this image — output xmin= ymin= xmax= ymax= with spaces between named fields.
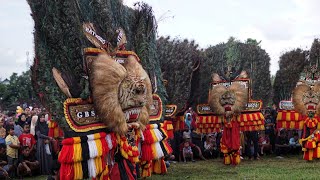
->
xmin=1 ymin=0 xmax=320 ymax=79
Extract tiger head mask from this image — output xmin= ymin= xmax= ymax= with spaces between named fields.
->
xmin=208 ymin=73 xmax=248 ymax=121
xmin=89 ymin=53 xmax=152 ymax=135
xmin=293 ymin=82 xmax=320 ymax=118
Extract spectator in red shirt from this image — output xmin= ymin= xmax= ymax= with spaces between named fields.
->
xmin=19 ymin=123 xmax=36 ymax=153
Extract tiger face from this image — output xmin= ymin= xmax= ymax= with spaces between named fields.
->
xmin=119 ymin=76 xmax=148 ymax=123
xmin=208 ymin=81 xmax=248 ymax=121
xmin=293 ymin=82 xmax=320 ymax=117
xmin=89 ymin=53 xmax=152 ymax=135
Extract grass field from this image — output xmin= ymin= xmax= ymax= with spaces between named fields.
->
xmin=151 ymin=155 xmax=320 ymax=180
xmin=24 ymin=155 xmax=320 ymax=180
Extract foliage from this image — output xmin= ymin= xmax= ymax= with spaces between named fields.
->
xmin=27 ymin=0 xmax=166 ymax=132
xmin=157 ymin=36 xmax=201 ymax=111
xmin=273 ymin=39 xmax=320 ymax=105
xmin=0 ymin=71 xmax=36 ymax=110
xmin=198 ymin=38 xmax=272 ymax=106
xmin=310 ymin=38 xmax=320 ymax=67
xmin=273 ymin=49 xmax=308 ymax=105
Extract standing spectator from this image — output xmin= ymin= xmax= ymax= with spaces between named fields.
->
xmin=19 ymin=123 xmax=36 ymax=153
xmin=245 ymin=131 xmax=259 ymax=160
xmin=24 ymin=108 xmax=32 ymax=124
xmin=4 ymin=112 xmax=15 ymax=129
xmin=30 ymin=113 xmax=38 ymax=136
xmin=0 ymin=118 xmax=6 ymax=144
xmin=35 ymin=114 xmax=53 ymax=175
xmin=264 ymin=108 xmax=276 ymax=152
xmin=5 ymin=126 xmax=20 ymax=177
xmin=17 ymin=146 xmax=39 ymax=177
xmin=15 ymin=114 xmax=28 ymax=138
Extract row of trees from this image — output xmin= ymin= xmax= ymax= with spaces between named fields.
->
xmin=0 ymin=71 xmax=37 ymax=110
xmin=157 ymin=37 xmax=272 ymax=111
xmin=3 ymin=37 xmax=319 ymax=114
xmin=273 ymin=39 xmax=320 ymax=105
xmin=2 ymin=0 xmax=318 ymax=116
xmin=158 ymin=37 xmax=320 ymax=111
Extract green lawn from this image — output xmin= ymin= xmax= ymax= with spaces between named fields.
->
xmin=25 ymin=155 xmax=320 ymax=180
xmin=151 ymin=155 xmax=320 ymax=180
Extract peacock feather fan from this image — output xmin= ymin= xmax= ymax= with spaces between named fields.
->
xmin=27 ymin=0 xmax=166 ymax=134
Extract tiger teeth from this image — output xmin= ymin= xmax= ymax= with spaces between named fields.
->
xmin=125 ymin=111 xmax=130 ymax=121
xmin=124 ymin=108 xmax=141 ymax=122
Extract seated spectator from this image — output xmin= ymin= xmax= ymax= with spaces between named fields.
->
xmin=179 ymin=138 xmax=206 ymax=161
xmin=182 ymin=141 xmax=194 ymax=162
xmin=19 ymin=123 xmax=36 ymax=153
xmin=5 ymin=126 xmax=20 ymax=177
xmin=258 ymin=131 xmax=272 ymax=155
xmin=289 ymin=133 xmax=301 ymax=154
xmin=275 ymin=130 xmax=290 ymax=158
xmin=17 ymin=146 xmax=39 ymax=177
xmin=203 ymin=134 xmax=218 ymax=159
xmin=0 ymin=144 xmax=9 ymax=179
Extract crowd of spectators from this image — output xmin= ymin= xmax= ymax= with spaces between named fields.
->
xmin=0 ymin=107 xmax=60 ymax=180
xmin=170 ymin=106 xmax=303 ymax=163
xmin=0 ymin=104 xmax=305 ymax=179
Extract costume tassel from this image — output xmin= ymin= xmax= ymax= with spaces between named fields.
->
xmin=141 ymin=161 xmax=152 ymax=178
xmin=223 ymin=154 xmax=231 ymax=165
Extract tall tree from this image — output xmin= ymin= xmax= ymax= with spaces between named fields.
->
xmin=273 ymin=49 xmax=307 ymax=105
xmin=310 ymin=38 xmax=320 ymax=67
xmin=273 ymin=39 xmax=320 ymax=106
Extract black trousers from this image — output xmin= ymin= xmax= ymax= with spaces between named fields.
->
xmin=245 ymin=131 xmax=259 ymax=158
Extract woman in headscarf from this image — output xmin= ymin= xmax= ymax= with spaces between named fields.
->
xmin=14 ymin=113 xmax=27 ymax=137
xmin=35 ymin=113 xmax=53 ymax=175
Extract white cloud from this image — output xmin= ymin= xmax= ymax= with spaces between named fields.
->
xmin=0 ymin=1 xmax=34 ymax=79
xmin=2 ymin=0 xmax=320 ymax=79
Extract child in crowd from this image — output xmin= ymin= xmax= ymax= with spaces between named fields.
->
xmin=17 ymin=146 xmax=39 ymax=177
xmin=182 ymin=141 xmax=195 ymax=162
xmin=258 ymin=131 xmax=272 ymax=155
xmin=203 ymin=134 xmax=218 ymax=159
xmin=5 ymin=118 xmax=14 ymax=136
xmin=5 ymin=126 xmax=20 ymax=177
xmin=289 ymin=133 xmax=301 ymax=154
xmin=19 ymin=123 xmax=36 ymax=153
xmin=0 ymin=118 xmax=6 ymax=144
